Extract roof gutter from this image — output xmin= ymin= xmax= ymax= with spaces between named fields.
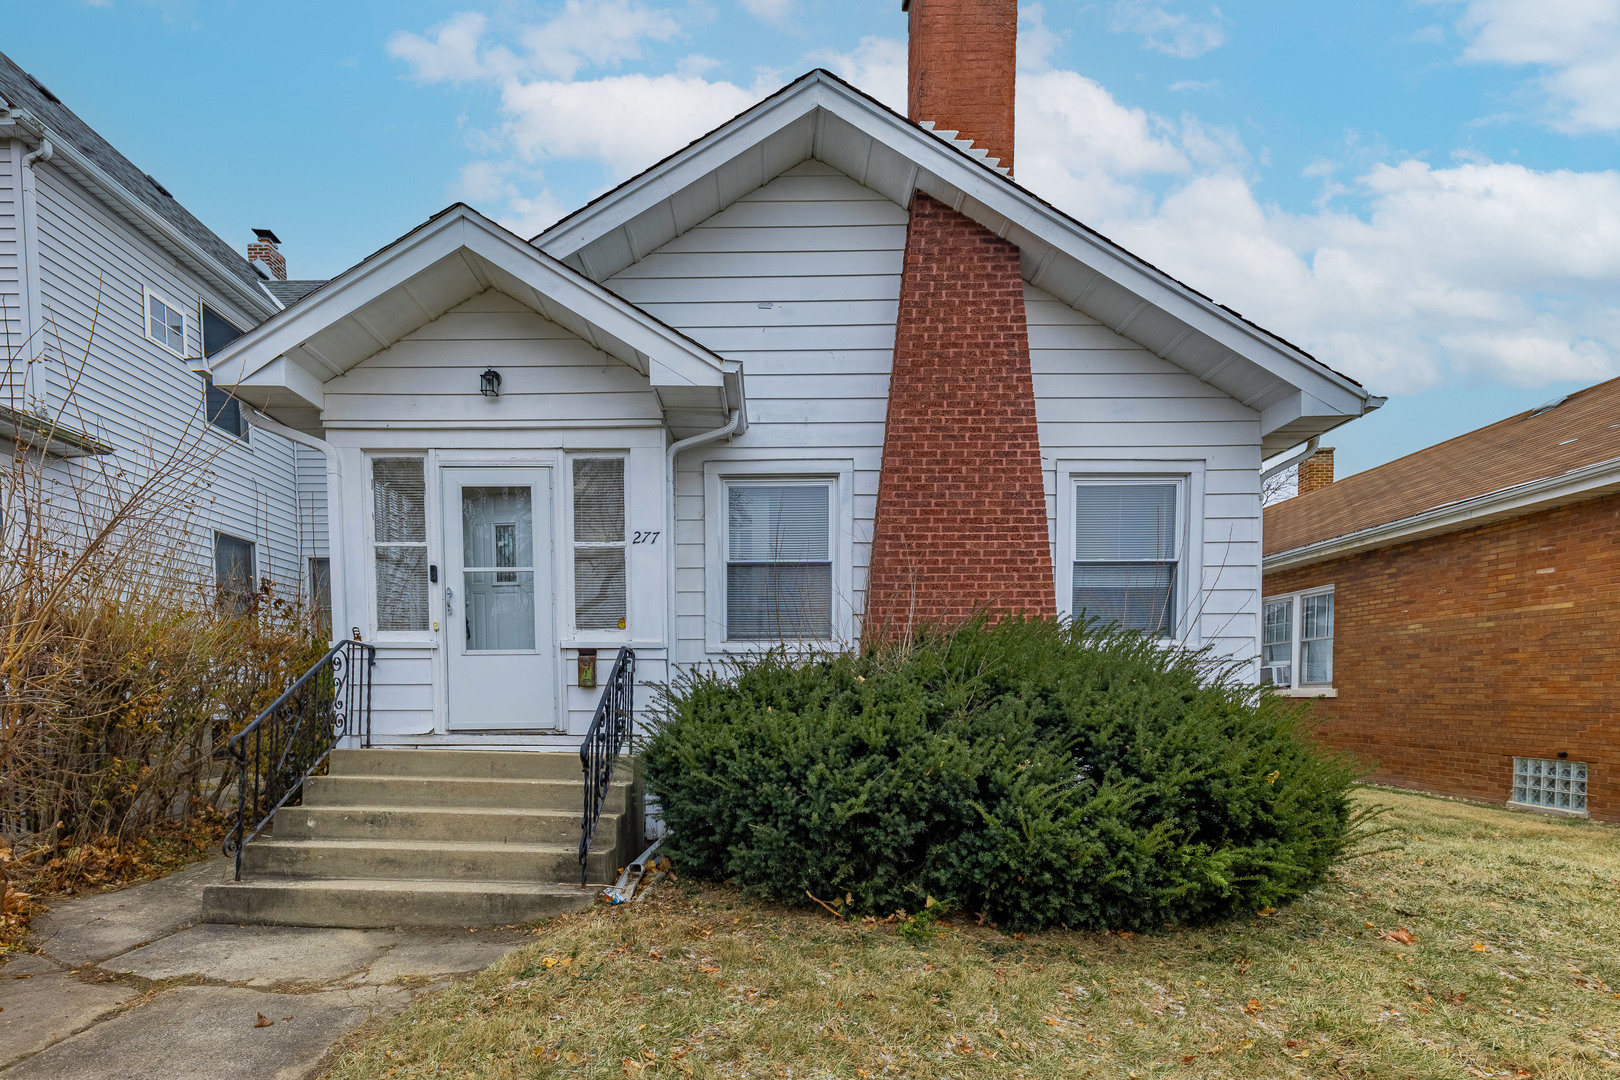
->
xmin=1264 ymin=455 xmax=1620 ymax=573
xmin=1260 ymin=436 xmax=1319 ymax=482
xmin=0 ymin=107 xmax=278 ymax=322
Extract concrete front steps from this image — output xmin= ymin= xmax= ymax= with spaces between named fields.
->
xmin=202 ymin=748 xmax=641 ymax=929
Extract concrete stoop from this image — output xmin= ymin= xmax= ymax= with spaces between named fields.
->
xmin=202 ymin=749 xmax=641 ymax=929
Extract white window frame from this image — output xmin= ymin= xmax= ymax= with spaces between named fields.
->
xmin=213 ymin=529 xmax=256 ymax=600
xmin=703 ymin=458 xmax=855 ymax=653
xmin=1260 ymin=585 xmax=1337 ymax=697
xmin=364 ymin=453 xmax=436 ymax=643
xmin=565 ymin=453 xmax=631 ymax=642
xmin=144 ymin=287 xmax=189 ymax=358
xmin=1055 ymin=459 xmax=1206 ymax=647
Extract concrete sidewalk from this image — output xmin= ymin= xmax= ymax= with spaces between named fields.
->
xmin=0 ymin=858 xmax=539 ymax=1079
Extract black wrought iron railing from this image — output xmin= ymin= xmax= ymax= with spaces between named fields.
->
xmin=579 ymin=646 xmax=635 ymax=886
xmin=224 ymin=638 xmax=376 ymax=881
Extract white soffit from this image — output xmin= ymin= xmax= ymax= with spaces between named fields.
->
xmin=202 ymin=206 xmax=740 ymax=437
xmin=535 ymin=71 xmax=1378 ymax=454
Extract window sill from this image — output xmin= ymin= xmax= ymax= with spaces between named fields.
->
xmin=1271 ymin=687 xmax=1337 ymax=699
xmin=1506 ymin=800 xmax=1588 ymax=819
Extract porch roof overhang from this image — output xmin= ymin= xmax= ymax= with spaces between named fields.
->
xmin=200 ymin=205 xmax=745 ymax=439
xmin=536 ymin=70 xmax=1381 ymax=455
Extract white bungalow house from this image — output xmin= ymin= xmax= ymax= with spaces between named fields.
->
xmin=198 ymin=1 xmax=1378 ymax=927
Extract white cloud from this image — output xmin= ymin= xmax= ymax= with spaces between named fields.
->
xmin=1450 ymin=0 xmax=1620 ymax=132
xmin=810 ymin=36 xmax=907 ymax=112
xmin=1107 ymin=1 xmax=1230 ymax=59
xmin=1168 ymin=78 xmax=1220 ymax=92
xmin=741 ymin=0 xmax=795 ymax=24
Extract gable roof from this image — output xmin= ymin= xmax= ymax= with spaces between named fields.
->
xmin=534 ymin=68 xmax=1382 ymax=454
xmin=0 ymin=50 xmax=276 ymax=320
xmin=202 ymin=204 xmax=743 ymax=438
xmin=1265 ymin=375 xmax=1620 ymax=568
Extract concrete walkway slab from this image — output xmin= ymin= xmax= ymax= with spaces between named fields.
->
xmin=359 ymin=934 xmax=521 ymax=984
xmin=2 ymin=984 xmax=408 ymax=1080
xmin=108 ymin=924 xmax=397 ymax=988
xmin=0 ymin=959 xmax=135 ymax=1070
xmin=26 ymin=859 xmax=223 ymax=966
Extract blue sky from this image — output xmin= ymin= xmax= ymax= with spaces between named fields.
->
xmin=8 ymin=0 xmax=1618 ymax=477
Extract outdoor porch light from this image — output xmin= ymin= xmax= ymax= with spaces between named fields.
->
xmin=479 ymin=368 xmax=502 ymax=397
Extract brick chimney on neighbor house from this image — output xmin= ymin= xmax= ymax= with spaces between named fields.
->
xmin=247 ymin=228 xmax=286 ymax=281
xmin=864 ymin=0 xmax=1055 ymax=635
xmin=1297 ymin=447 xmax=1335 ymax=496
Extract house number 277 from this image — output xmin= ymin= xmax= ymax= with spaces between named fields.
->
xmin=632 ymin=531 xmax=661 ymax=545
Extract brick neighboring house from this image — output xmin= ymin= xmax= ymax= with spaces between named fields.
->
xmin=1262 ymin=377 xmax=1620 ymax=822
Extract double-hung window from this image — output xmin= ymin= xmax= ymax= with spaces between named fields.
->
xmin=1072 ymin=481 xmax=1180 ymax=637
xmin=573 ymin=458 xmax=627 ymax=632
xmin=371 ymin=457 xmax=429 ymax=633
xmin=1261 ymin=587 xmax=1334 ymax=690
xmin=214 ymin=531 xmax=255 ymax=610
xmin=725 ymin=481 xmax=833 ymax=641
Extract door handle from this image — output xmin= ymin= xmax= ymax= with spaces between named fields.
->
xmin=445 ymin=586 xmax=454 ymax=615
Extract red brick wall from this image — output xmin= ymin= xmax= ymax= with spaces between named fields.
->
xmin=865 ymin=193 xmax=1054 ymax=635
xmin=247 ymin=241 xmax=287 ymax=281
xmin=907 ymin=0 xmax=1018 ymax=170
xmin=1264 ymin=492 xmax=1620 ymax=821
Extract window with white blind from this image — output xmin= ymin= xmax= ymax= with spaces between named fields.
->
xmin=725 ymin=481 xmax=833 ymax=641
xmin=371 ymin=457 xmax=429 ymax=633
xmin=573 ymin=457 xmax=627 ymax=632
xmin=1261 ymin=587 xmax=1334 ymax=690
xmin=1072 ymin=481 xmax=1181 ymax=637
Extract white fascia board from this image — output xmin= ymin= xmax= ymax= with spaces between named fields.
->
xmin=4 ymin=108 xmax=277 ymax=322
xmin=206 ymin=208 xmax=730 ymax=409
xmin=1264 ymin=456 xmax=1620 ymax=573
xmin=534 ymin=72 xmax=1373 ymax=417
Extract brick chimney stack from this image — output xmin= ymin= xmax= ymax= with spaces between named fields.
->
xmin=247 ymin=228 xmax=286 ymax=281
xmin=1297 ymin=448 xmax=1335 ymax=496
xmin=865 ymin=0 xmax=1054 ymax=637
xmin=904 ymin=0 xmax=1018 ymax=171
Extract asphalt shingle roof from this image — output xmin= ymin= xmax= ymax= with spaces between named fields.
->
xmin=0 ymin=49 xmax=266 ymax=300
xmin=1264 ymin=375 xmax=1620 ymax=556
xmin=263 ymin=280 xmax=328 ymax=307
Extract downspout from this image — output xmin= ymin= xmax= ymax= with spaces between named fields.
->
xmin=246 ymin=410 xmax=345 ymax=646
xmin=663 ymin=410 xmax=740 ymax=657
xmin=16 ymin=136 xmax=52 ymax=404
xmin=1260 ymin=435 xmax=1319 ymax=483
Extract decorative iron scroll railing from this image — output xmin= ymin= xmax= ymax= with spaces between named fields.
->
xmin=579 ymin=646 xmax=635 ymax=886
xmin=224 ymin=638 xmax=376 ymax=881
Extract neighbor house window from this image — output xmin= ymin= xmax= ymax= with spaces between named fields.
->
xmin=308 ymin=556 xmax=332 ymax=632
xmin=725 ymin=481 xmax=832 ymax=641
xmin=1512 ymin=757 xmax=1587 ymax=815
xmin=1261 ymin=587 xmax=1335 ymax=689
xmin=573 ymin=458 xmax=627 ymax=632
xmin=204 ymin=381 xmax=249 ymax=440
xmin=1072 ymin=481 xmax=1180 ymax=637
xmin=371 ymin=457 xmax=429 ymax=633
xmin=214 ymin=531 xmax=255 ymax=607
xmin=146 ymin=289 xmax=187 ymax=356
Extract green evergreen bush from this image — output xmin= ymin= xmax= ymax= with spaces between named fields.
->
xmin=641 ymin=618 xmax=1363 ymax=932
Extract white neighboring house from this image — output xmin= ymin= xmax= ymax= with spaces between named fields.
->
xmin=202 ymin=69 xmax=1380 ymax=748
xmin=0 ymin=51 xmax=328 ymax=611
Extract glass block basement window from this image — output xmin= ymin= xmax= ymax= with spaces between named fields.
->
xmin=1511 ymin=757 xmax=1588 ymax=814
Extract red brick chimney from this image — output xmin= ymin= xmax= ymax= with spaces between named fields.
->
xmin=247 ymin=228 xmax=287 ymax=281
xmin=904 ymin=0 xmax=1018 ymax=171
xmin=865 ymin=0 xmax=1054 ymax=636
xmin=1297 ymin=447 xmax=1335 ymax=496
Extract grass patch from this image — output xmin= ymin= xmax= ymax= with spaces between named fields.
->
xmin=322 ymin=789 xmax=1620 ymax=1079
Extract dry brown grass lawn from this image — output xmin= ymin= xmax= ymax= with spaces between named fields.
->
xmin=322 ymin=789 xmax=1620 ymax=1079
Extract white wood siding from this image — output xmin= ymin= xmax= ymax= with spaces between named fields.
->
xmin=1028 ymin=284 xmax=1262 ymax=664
xmin=27 ymin=159 xmax=318 ymax=591
xmin=611 ymin=160 xmax=1262 ymax=671
xmin=607 ymin=161 xmax=909 ymax=666
xmin=325 ymin=290 xmax=671 ymax=741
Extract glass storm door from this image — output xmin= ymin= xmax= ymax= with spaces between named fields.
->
xmin=442 ymin=468 xmax=558 ymax=731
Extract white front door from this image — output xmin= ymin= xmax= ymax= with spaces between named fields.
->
xmin=442 ymin=467 xmax=558 ymax=731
